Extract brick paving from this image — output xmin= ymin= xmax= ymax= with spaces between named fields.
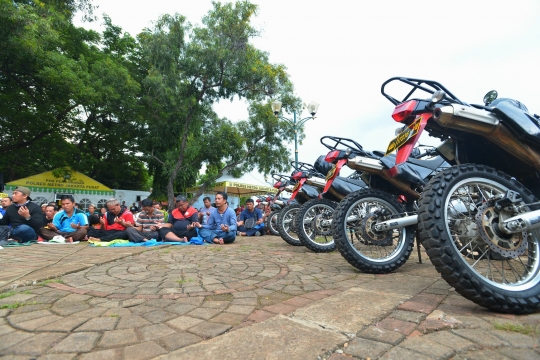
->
xmin=0 ymin=235 xmax=538 ymax=359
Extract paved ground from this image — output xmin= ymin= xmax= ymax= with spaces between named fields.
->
xmin=0 ymin=235 xmax=539 ymax=359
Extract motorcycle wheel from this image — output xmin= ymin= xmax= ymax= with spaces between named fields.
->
xmin=418 ymin=164 xmax=540 ymax=313
xmin=332 ymin=188 xmax=414 ymax=274
xmin=277 ymin=204 xmax=303 ymax=246
xmin=296 ymin=199 xmax=337 ymax=253
xmin=266 ymin=210 xmax=280 ymax=236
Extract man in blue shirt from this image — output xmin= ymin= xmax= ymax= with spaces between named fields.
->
xmin=196 ymin=192 xmax=236 ymax=244
xmin=237 ymin=199 xmax=264 ymax=236
xmin=40 ymin=195 xmax=89 ymax=242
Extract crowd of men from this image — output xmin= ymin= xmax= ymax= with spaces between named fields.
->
xmin=0 ymin=186 xmax=270 ymax=246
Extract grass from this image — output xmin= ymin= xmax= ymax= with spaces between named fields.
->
xmin=177 ymin=278 xmax=194 ymax=285
xmin=208 ymin=247 xmax=223 ymax=252
xmin=39 ymin=278 xmax=63 ymax=286
xmin=0 ymin=291 xmax=16 ymax=300
xmin=0 ymin=301 xmax=37 ymax=310
xmin=494 ymin=322 xmax=540 ymax=336
xmin=162 ymin=249 xmax=171 ymax=254
xmin=109 ymin=314 xmax=119 ymax=317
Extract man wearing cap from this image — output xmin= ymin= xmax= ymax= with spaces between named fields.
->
xmin=159 ymin=195 xmax=198 ymax=242
xmin=0 ymin=187 xmax=43 ymax=242
xmin=40 ymin=195 xmax=88 ymax=243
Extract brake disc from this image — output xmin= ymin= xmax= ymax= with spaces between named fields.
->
xmin=475 ymin=204 xmax=528 ymax=257
xmin=360 ymin=214 xmax=393 ymax=246
xmin=311 ymin=213 xmax=332 ymax=236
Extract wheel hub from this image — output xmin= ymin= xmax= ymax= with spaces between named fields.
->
xmin=475 ymin=204 xmax=528 ymax=257
xmin=360 ymin=214 xmax=393 ymax=246
xmin=311 ymin=213 xmax=332 ymax=236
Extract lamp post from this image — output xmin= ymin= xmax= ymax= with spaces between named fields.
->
xmin=272 ymin=100 xmax=320 ymax=169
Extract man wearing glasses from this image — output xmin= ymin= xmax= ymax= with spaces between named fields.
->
xmin=0 ymin=187 xmax=43 ymax=243
xmin=87 ymin=198 xmax=134 ymax=241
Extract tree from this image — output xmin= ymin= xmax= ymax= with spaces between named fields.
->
xmin=140 ymin=1 xmax=299 ymax=207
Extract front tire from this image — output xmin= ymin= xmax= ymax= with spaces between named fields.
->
xmin=266 ymin=210 xmax=280 ymax=236
xmin=418 ymin=164 xmax=540 ymax=313
xmin=296 ymin=199 xmax=337 ymax=253
xmin=332 ymin=189 xmax=415 ymax=274
xmin=277 ymin=204 xmax=303 ymax=246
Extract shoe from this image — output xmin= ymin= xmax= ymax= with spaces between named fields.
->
xmin=255 ymin=231 xmax=261 ymax=236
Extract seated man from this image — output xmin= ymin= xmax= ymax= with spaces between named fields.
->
xmin=126 ymin=198 xmax=164 ymax=242
xmin=159 ymin=195 xmax=198 ymax=242
xmin=87 ymin=198 xmax=134 ymax=241
xmin=0 ymin=196 xmax=13 ymax=242
xmin=0 ymin=187 xmax=43 ymax=243
xmin=39 ymin=204 xmax=58 ymax=239
xmin=237 ymin=199 xmax=264 ymax=236
xmin=198 ymin=196 xmax=215 ymax=225
xmin=195 ymin=192 xmax=236 ymax=244
xmin=40 ymin=195 xmax=88 ymax=242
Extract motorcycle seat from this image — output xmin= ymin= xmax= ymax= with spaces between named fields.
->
xmin=407 ymin=156 xmax=446 ymax=170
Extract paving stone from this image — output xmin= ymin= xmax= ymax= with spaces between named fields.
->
xmin=452 ymin=349 xmax=512 ymax=360
xmin=11 ymin=303 xmax=51 ymax=314
xmin=202 ymin=300 xmax=229 ymax=309
xmin=78 ymin=348 xmax=120 ymax=360
xmin=123 ymin=341 xmax=167 ymax=360
xmin=0 ymin=293 xmax=36 ymax=305
xmin=358 ymin=326 xmax=405 ymax=345
xmin=38 ymin=317 xmax=89 ymax=332
xmin=142 ymin=310 xmax=177 ymax=324
xmin=39 ymin=354 xmax=77 ymax=360
xmin=230 ymin=297 xmax=258 ymax=306
xmin=263 ymin=303 xmax=296 ymax=315
xmin=166 ymin=315 xmax=204 ymax=331
xmin=98 ymin=328 xmax=139 ymax=348
xmin=8 ymin=309 xmax=53 ymax=324
xmin=0 ymin=309 xmax=10 ymax=317
xmin=187 ymin=307 xmax=222 ymax=320
xmin=165 ymin=303 xmax=197 ymax=315
xmin=0 ymin=330 xmax=33 ymax=352
xmin=0 ymin=324 xmax=15 ymax=336
xmin=17 ymin=314 xmax=63 ymax=331
xmin=51 ymin=304 xmax=91 ymax=316
xmin=188 ymin=321 xmax=232 ymax=338
xmin=382 ymin=345 xmax=433 ymax=360
xmin=400 ymin=336 xmax=455 ymax=358
xmin=116 ymin=315 xmax=152 ymax=329
xmin=397 ymin=293 xmax=445 ymax=314
xmin=499 ymin=347 xmax=540 ymax=360
xmin=390 ymin=310 xmax=426 ymax=324
xmin=282 ymin=296 xmax=315 ymax=308
xmin=4 ymin=332 xmax=65 ymax=356
xmin=53 ymin=294 xmax=91 ymax=306
xmin=344 ymin=337 xmax=392 ymax=359
xmin=423 ymin=330 xmax=475 ymax=351
xmin=139 ymin=323 xmax=176 ymax=341
xmin=226 ymin=304 xmax=255 ymax=315
xmin=491 ymin=329 xmax=539 ymax=347
xmin=122 ymin=299 xmax=147 ymax=308
xmin=452 ymin=328 xmax=508 ymax=347
xmin=157 ymin=315 xmax=347 ymax=359
xmin=210 ymin=312 xmax=246 ymax=326
xmin=75 ymin=317 xmax=118 ymax=331
xmin=49 ymin=332 xmax=100 ymax=353
xmin=377 ymin=318 xmax=417 ymax=335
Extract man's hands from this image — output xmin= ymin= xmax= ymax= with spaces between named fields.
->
xmin=220 ymin=223 xmax=230 ymax=232
xmin=189 ymin=222 xmax=201 ymax=230
xmin=48 ymin=222 xmax=57 ymax=231
xmin=113 ymin=217 xmax=132 ymax=228
xmin=70 ymin=222 xmax=81 ymax=230
xmin=18 ymin=206 xmax=30 ymax=219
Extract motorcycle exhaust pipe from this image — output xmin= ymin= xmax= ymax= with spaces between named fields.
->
xmin=306 ymin=176 xmax=326 ymax=188
xmin=500 ymin=209 xmax=540 ymax=234
xmin=373 ymin=215 xmax=418 ymax=231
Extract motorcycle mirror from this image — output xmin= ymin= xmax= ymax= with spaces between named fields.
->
xmin=431 ymin=90 xmax=446 ymax=104
xmin=483 ymin=90 xmax=498 ymax=106
xmin=395 ymin=125 xmax=406 ymax=136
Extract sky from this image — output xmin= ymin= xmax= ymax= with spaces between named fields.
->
xmin=75 ymin=0 xmax=540 ymax=178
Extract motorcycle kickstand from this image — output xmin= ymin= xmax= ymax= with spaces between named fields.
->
xmin=415 ymin=229 xmax=422 ymax=264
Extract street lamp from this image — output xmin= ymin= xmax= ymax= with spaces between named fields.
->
xmin=272 ymin=100 xmax=320 ymax=168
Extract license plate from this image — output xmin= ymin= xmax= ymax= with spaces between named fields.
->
xmin=386 ymin=116 xmax=422 ymax=155
xmin=325 ymin=165 xmax=337 ymax=181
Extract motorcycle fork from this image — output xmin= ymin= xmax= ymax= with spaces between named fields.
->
xmin=288 ymin=178 xmax=308 ymax=204
xmin=319 ymin=158 xmax=348 ymax=199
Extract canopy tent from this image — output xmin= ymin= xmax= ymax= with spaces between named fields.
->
xmin=186 ymin=172 xmax=277 ymax=196
xmin=5 ymin=168 xmax=114 ymax=196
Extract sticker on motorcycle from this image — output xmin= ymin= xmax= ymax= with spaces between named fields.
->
xmin=291 ymin=182 xmax=301 ymax=192
xmin=325 ymin=165 xmax=337 ymax=181
xmin=386 ymin=116 xmax=422 ymax=155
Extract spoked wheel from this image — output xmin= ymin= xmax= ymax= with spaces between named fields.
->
xmin=332 ymin=189 xmax=414 ymax=273
xmin=296 ymin=199 xmax=337 ymax=253
xmin=277 ymin=204 xmax=303 ymax=246
xmin=266 ymin=210 xmax=280 ymax=236
xmin=418 ymin=164 xmax=540 ymax=313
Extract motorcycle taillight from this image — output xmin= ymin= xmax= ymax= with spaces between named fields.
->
xmin=292 ymin=171 xmax=304 ymax=180
xmin=273 ymin=181 xmax=282 ymax=188
xmin=266 ymin=197 xmax=271 ymax=202
xmin=325 ymin=150 xmax=341 ymax=163
xmin=392 ymin=100 xmax=417 ymax=122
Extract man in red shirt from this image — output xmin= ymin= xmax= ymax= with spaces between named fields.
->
xmin=159 ymin=195 xmax=198 ymax=242
xmin=87 ymin=198 xmax=134 ymax=241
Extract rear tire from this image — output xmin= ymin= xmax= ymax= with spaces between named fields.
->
xmin=418 ymin=164 xmax=540 ymax=313
xmin=277 ymin=204 xmax=303 ymax=246
xmin=332 ymin=188 xmax=414 ymax=274
xmin=296 ymin=199 xmax=337 ymax=253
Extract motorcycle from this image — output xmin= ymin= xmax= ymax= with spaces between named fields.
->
xmin=265 ymin=174 xmax=296 ymax=236
xmin=381 ymin=76 xmax=540 ymax=313
xmin=321 ymin=135 xmax=449 ymax=273
xmin=294 ymin=156 xmax=367 ymax=253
